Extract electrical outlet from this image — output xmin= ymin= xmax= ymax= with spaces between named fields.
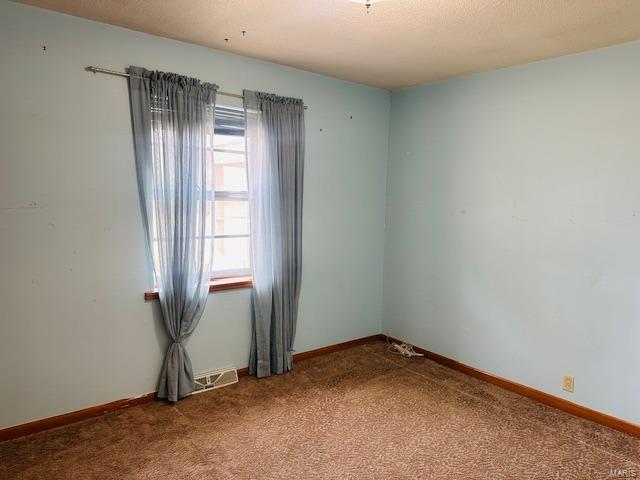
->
xmin=563 ymin=375 xmax=575 ymax=393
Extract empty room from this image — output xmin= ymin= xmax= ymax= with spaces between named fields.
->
xmin=1 ymin=0 xmax=639 ymax=478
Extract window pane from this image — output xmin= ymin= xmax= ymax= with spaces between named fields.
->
xmin=214 ymin=151 xmax=247 ymax=192
xmin=212 ymin=107 xmax=249 ymax=276
xmin=213 ymin=237 xmax=250 ymax=273
xmin=214 ymin=133 xmax=244 ymax=152
xmin=215 ymin=200 xmax=249 ymax=236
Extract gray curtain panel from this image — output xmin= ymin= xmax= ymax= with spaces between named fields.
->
xmin=128 ymin=66 xmax=218 ymax=401
xmin=244 ymin=90 xmax=305 ymax=378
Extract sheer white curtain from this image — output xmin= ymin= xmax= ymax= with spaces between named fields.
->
xmin=244 ymin=90 xmax=305 ymax=378
xmin=129 ymin=66 xmax=218 ymax=401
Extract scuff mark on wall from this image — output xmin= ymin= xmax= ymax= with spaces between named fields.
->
xmin=2 ymin=201 xmax=43 ymax=210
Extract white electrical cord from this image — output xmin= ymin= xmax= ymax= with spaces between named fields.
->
xmin=385 ymin=337 xmax=424 ymax=358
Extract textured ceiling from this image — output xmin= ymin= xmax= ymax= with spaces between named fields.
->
xmin=17 ymin=0 xmax=640 ymax=89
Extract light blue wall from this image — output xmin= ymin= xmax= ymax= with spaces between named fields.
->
xmin=384 ymin=41 xmax=640 ymax=424
xmin=0 ymin=1 xmax=389 ymax=428
xmin=3 ymin=1 xmax=638 ymax=431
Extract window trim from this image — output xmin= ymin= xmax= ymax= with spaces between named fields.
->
xmin=144 ymin=275 xmax=252 ymax=301
xmin=212 ymin=267 xmax=251 ymax=278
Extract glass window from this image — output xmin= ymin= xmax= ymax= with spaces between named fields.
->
xmin=212 ymin=106 xmax=250 ymax=277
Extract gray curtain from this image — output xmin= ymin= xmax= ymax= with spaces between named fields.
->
xmin=244 ymin=90 xmax=305 ymax=378
xmin=128 ymin=66 xmax=218 ymax=401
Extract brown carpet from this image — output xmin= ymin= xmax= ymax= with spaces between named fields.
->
xmin=1 ymin=341 xmax=638 ymax=479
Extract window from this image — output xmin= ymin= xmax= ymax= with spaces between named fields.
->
xmin=212 ymin=106 xmax=250 ymax=277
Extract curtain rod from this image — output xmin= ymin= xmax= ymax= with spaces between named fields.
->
xmin=85 ymin=66 xmax=307 ymax=108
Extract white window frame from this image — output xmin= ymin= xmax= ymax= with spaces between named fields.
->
xmin=211 ymin=106 xmax=251 ymax=279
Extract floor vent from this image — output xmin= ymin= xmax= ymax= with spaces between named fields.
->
xmin=193 ymin=368 xmax=239 ymax=394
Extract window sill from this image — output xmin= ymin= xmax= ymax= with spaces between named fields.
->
xmin=144 ymin=275 xmax=253 ymax=301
